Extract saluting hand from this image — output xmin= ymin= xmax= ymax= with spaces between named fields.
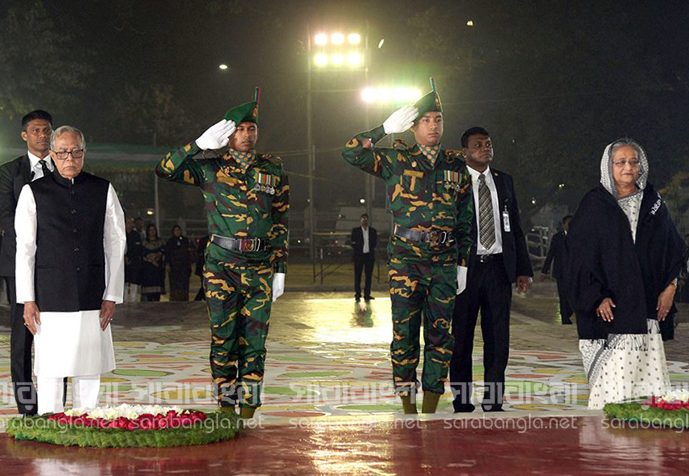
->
xmin=23 ymin=301 xmax=41 ymax=335
xmin=195 ymin=119 xmax=236 ymax=150
xmin=383 ymin=105 xmax=418 ymax=134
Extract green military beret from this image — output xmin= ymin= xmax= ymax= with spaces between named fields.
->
xmin=225 ymin=87 xmax=260 ymax=125
xmin=414 ymin=78 xmax=442 ymax=116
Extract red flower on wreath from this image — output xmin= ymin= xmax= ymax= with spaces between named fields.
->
xmin=646 ymin=396 xmax=689 ymax=411
xmin=47 ymin=409 xmax=207 ymax=431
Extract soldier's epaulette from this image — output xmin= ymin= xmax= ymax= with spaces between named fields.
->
xmin=393 ymin=139 xmax=409 ymax=150
xmin=444 ymin=148 xmax=464 ymax=161
xmin=258 ymin=153 xmax=283 ymax=167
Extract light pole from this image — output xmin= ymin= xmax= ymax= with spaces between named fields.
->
xmin=306 ymin=27 xmax=367 ymax=277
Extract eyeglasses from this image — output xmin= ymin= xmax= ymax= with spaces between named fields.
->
xmin=611 ymin=159 xmax=640 ymax=168
xmin=52 ymin=149 xmax=85 ymax=160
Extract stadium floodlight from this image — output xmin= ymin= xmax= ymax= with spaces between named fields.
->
xmin=314 ymin=32 xmax=328 ymax=46
xmin=313 ymin=53 xmax=328 ymax=67
xmin=347 ymin=52 xmax=363 ymax=67
xmin=311 ymin=30 xmax=365 ymax=70
xmin=331 ymin=32 xmax=345 ymax=45
xmin=348 ymin=33 xmax=361 ymax=45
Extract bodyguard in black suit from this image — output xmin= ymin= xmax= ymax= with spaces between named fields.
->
xmin=450 ymin=127 xmax=533 ymax=412
xmin=541 ymin=215 xmax=573 ymax=324
xmin=0 ymin=110 xmax=54 ymax=414
xmin=350 ymin=213 xmax=378 ymax=301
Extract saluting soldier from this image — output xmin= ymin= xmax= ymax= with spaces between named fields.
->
xmin=156 ymin=89 xmax=288 ymax=419
xmin=342 ymin=79 xmax=473 ymax=414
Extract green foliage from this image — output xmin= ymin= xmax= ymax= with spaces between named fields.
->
xmin=0 ymin=0 xmax=91 ymax=120
xmin=111 ymin=83 xmax=197 ymax=147
xmin=6 ymin=411 xmax=240 ymax=448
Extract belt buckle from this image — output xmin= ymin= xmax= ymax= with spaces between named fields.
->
xmin=428 ymin=231 xmax=447 ymax=245
xmin=240 ymin=238 xmax=254 ymax=252
xmin=242 ymin=238 xmax=261 ymax=252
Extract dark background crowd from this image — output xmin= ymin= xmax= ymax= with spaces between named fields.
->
xmin=123 ymin=217 xmax=206 ymax=302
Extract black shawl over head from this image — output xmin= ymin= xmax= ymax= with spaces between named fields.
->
xmin=565 ymin=183 xmax=685 ymax=340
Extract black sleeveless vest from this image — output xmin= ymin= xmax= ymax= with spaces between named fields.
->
xmin=29 ymin=171 xmax=110 ymax=312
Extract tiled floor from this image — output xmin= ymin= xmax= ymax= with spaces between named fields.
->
xmin=1 ymin=293 xmax=688 ymax=474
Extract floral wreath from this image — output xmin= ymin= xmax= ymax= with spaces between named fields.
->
xmin=604 ymin=390 xmax=689 ymax=430
xmin=7 ymin=404 xmax=239 ymax=448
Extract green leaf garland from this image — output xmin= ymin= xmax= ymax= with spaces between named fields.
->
xmin=604 ymin=403 xmax=689 ymax=430
xmin=7 ymin=411 xmax=240 ymax=448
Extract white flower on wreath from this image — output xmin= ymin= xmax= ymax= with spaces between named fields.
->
xmin=64 ymin=404 xmax=184 ymax=420
xmin=658 ymin=389 xmax=689 ymax=403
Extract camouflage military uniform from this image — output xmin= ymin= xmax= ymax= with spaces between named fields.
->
xmin=156 ymin=143 xmax=288 ymax=408
xmin=342 ymin=125 xmax=473 ymax=395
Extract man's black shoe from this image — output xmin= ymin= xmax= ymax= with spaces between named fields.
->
xmin=481 ymin=404 xmax=504 ymax=412
xmin=562 ymin=319 xmax=573 ymax=325
xmin=453 ymin=403 xmax=475 ymax=413
xmin=364 ymin=296 xmax=375 ymax=301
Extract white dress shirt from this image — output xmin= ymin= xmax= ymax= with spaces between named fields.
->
xmin=361 ymin=226 xmax=370 ymax=254
xmin=27 ymin=151 xmax=54 ymax=181
xmin=467 ymin=165 xmax=503 ymax=255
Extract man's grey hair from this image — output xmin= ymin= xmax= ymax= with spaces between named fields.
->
xmin=50 ymin=125 xmax=86 ymax=151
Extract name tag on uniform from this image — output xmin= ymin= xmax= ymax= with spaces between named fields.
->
xmin=502 ymin=208 xmax=511 ymax=232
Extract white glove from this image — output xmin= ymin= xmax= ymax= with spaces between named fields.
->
xmin=456 ymin=266 xmax=468 ymax=295
xmin=272 ymin=273 xmax=285 ymax=302
xmin=383 ymin=105 xmax=418 ymax=134
xmin=195 ymin=119 xmax=236 ymax=150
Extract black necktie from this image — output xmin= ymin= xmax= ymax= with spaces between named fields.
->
xmin=39 ymin=159 xmax=50 ymax=177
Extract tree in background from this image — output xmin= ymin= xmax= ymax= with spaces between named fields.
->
xmin=111 ymin=83 xmax=197 ymax=147
xmin=0 ymin=0 xmax=90 ymax=120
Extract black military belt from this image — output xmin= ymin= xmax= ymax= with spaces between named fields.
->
xmin=393 ymin=225 xmax=454 ymax=245
xmin=477 ymin=253 xmax=502 ymax=263
xmin=211 ymin=234 xmax=270 ymax=252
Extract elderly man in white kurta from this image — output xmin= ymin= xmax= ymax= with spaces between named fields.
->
xmin=15 ymin=125 xmax=125 ymax=414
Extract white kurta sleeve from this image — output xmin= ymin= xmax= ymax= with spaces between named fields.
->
xmin=102 ymin=184 xmax=126 ymax=303
xmin=14 ymin=185 xmax=37 ymax=303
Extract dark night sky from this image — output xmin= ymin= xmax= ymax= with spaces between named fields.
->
xmin=2 ymin=0 xmax=689 ymax=221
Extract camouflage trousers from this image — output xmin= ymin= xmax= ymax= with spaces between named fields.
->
xmin=388 ymin=257 xmax=456 ymax=395
xmin=204 ymin=253 xmax=273 ymax=408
